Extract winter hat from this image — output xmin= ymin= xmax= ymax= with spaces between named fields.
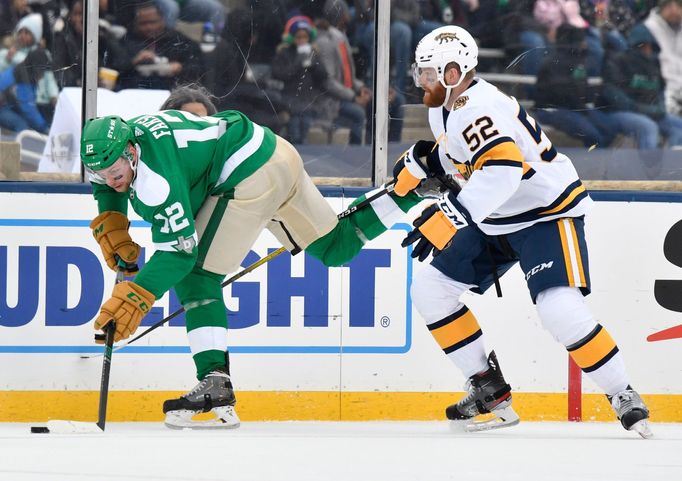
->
xmin=282 ymin=15 xmax=317 ymax=43
xmin=15 ymin=13 xmax=43 ymax=46
xmin=628 ymin=23 xmax=661 ymax=51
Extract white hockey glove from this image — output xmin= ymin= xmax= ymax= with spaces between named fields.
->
xmin=393 ymin=140 xmax=445 ymax=196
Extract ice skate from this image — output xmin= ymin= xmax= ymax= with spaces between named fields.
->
xmin=446 ymin=351 xmax=520 ymax=433
xmin=163 ymin=368 xmax=240 ymax=429
xmin=608 ymin=386 xmax=652 ymax=439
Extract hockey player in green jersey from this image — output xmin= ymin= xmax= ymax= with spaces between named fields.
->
xmin=81 ymin=110 xmax=422 ymax=429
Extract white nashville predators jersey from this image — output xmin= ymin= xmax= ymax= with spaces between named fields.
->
xmin=430 ymin=78 xmax=593 ymax=235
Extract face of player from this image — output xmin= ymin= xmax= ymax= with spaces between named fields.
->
xmin=98 ymin=144 xmax=136 ymax=192
xmin=413 ymin=66 xmax=447 ymax=108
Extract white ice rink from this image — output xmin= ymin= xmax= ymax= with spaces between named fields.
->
xmin=1 ymin=421 xmax=681 ymax=481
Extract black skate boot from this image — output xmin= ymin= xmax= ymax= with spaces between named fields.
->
xmin=446 ymin=351 xmax=520 ymax=432
xmin=607 ymin=386 xmax=652 ymax=438
xmin=163 ymin=367 xmax=240 ymax=429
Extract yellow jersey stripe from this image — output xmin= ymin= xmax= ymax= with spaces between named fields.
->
xmin=557 ymin=219 xmax=575 ymax=286
xmin=472 ymin=141 xmax=524 ymax=172
xmin=429 ymin=309 xmax=481 ymax=351
xmin=540 ymin=184 xmax=587 ymax=215
xmin=569 ymin=327 xmax=617 ymax=371
xmin=568 ymin=218 xmax=586 ymax=285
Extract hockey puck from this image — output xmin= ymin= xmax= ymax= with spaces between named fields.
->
xmin=30 ymin=426 xmax=50 ymax=433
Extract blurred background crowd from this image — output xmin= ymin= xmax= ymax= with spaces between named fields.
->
xmin=1 ymin=0 xmax=681 ymax=167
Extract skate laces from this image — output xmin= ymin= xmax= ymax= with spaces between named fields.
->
xmin=611 ymin=390 xmax=636 ymax=414
xmin=185 ymin=371 xmax=229 ymax=398
xmin=460 ymin=379 xmax=475 ymax=400
xmin=186 ymin=378 xmax=209 ymax=398
xmin=455 ymin=378 xmax=480 ymax=415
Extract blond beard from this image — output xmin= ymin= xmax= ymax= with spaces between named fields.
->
xmin=422 ymin=82 xmax=447 ymax=108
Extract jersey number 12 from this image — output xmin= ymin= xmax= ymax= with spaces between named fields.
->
xmin=155 ymin=202 xmax=190 ymax=234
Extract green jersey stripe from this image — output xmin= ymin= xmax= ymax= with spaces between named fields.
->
xmin=215 ymin=123 xmax=265 ymax=188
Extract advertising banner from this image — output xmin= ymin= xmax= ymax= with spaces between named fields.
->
xmin=1 ymin=191 xmax=682 ymax=422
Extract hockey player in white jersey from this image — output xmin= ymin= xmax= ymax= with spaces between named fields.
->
xmin=393 ymin=25 xmax=651 ymax=437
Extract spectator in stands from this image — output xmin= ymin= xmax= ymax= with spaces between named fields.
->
xmin=645 ymin=0 xmax=682 ymax=115
xmin=52 ymin=0 xmax=129 ymax=89
xmin=154 ymin=0 xmax=225 ymax=31
xmin=0 ymin=48 xmax=52 ymax=133
xmin=271 ymin=16 xmax=328 ymax=145
xmin=118 ymin=2 xmax=204 ymax=90
xmin=512 ymin=0 xmax=605 ymax=79
xmin=354 ymin=0 xmax=449 ymax=93
xmin=466 ymin=0 xmax=516 ymax=50
xmin=598 ymin=23 xmax=682 ymax=147
xmin=208 ymin=7 xmax=288 ymax=134
xmin=315 ymin=0 xmax=371 ymax=144
xmin=544 ymin=1 xmax=607 ymax=74
xmin=633 ymin=0 xmax=660 ymax=20
xmin=160 ymin=83 xmax=216 ymax=115
xmin=318 ymin=0 xmax=405 ymax=143
xmin=0 ymin=0 xmax=54 ymax=49
xmin=0 ymin=13 xmax=58 ymax=129
xmin=102 ymin=0 xmax=148 ymax=32
xmin=579 ymin=0 xmax=636 ymax=52
xmin=533 ymin=24 xmax=622 ymax=148
xmin=247 ymin=0 xmax=291 ymax=64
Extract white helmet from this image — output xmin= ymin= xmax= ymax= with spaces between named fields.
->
xmin=413 ymin=26 xmax=478 ymax=103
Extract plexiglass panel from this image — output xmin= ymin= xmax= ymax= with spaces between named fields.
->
xmin=1 ymin=0 xmax=88 ymax=180
xmin=3 ymin=0 xmax=680 ymax=186
xmin=398 ymin=0 xmax=682 ymax=186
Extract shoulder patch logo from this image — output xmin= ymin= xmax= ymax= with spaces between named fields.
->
xmin=173 ymin=235 xmax=197 ymax=254
xmin=453 ymin=96 xmax=469 ymax=110
xmin=135 ymin=127 xmax=144 ymax=137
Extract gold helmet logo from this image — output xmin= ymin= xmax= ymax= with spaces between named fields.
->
xmin=434 ymin=32 xmax=460 ymax=44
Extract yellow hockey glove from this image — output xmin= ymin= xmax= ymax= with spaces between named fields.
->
xmin=401 ymin=195 xmax=469 ymax=261
xmin=90 ymin=211 xmax=140 ymax=275
xmin=94 ymin=281 xmax=155 ymax=343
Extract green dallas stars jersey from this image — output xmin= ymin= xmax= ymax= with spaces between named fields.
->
xmin=90 ymin=109 xmax=276 ymax=297
xmin=90 ymin=109 xmax=421 ymax=298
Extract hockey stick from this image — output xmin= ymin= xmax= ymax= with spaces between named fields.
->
xmin=80 ymin=181 xmax=397 ymax=359
xmin=95 ymin=267 xmax=122 ymax=431
xmin=80 ymin=246 xmax=287 ymax=359
xmin=31 ymin=267 xmax=125 ymax=434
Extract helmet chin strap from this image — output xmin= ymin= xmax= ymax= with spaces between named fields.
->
xmin=130 ymin=144 xmax=141 ymax=175
xmin=442 ymin=85 xmax=455 ymax=109
xmin=440 ymin=70 xmax=467 ymax=109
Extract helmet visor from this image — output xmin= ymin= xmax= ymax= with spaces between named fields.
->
xmin=412 ymin=64 xmax=439 ymax=89
xmin=89 ymin=146 xmax=132 ymax=183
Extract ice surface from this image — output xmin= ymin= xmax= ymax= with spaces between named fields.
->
xmin=1 ymin=421 xmax=681 ymax=481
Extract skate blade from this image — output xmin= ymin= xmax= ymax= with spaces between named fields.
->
xmin=164 ymin=406 xmax=241 ymax=430
xmin=450 ymin=406 xmax=520 ymax=433
xmin=630 ymin=419 xmax=653 ymax=439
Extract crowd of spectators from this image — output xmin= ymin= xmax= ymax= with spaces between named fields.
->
xmin=0 ymin=0 xmax=681 ymax=150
